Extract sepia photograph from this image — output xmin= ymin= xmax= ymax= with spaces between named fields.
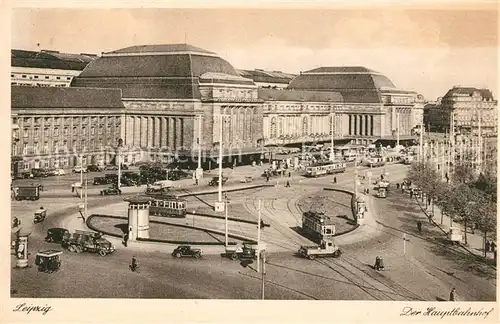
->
xmin=4 ymin=1 xmax=498 ymax=322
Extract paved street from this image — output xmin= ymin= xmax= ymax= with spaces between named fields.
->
xmin=11 ymin=162 xmax=496 ymax=300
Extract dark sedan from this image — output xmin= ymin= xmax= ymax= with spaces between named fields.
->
xmin=172 ymin=246 xmax=202 ymax=259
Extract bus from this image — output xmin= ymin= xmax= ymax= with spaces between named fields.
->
xmin=146 ymin=194 xmax=187 ymax=218
xmin=304 ymin=160 xmax=346 ymax=177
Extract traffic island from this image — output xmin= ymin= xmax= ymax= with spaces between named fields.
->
xmin=87 ymin=214 xmax=253 ymax=245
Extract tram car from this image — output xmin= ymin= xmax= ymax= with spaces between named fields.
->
xmin=304 ymin=160 xmax=346 ymax=177
xmin=147 ymin=194 xmax=187 ymax=218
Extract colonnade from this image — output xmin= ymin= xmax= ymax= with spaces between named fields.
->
xmin=125 ymin=115 xmax=187 ymax=150
xmin=348 ymin=114 xmax=374 ymax=136
xmin=264 ymin=114 xmax=331 ymax=139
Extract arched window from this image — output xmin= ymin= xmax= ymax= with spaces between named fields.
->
xmin=270 ymin=117 xmax=277 ymax=138
xmin=302 ymin=117 xmax=308 ymax=135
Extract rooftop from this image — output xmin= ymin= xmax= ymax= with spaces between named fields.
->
xmin=237 ymin=69 xmax=296 ymax=84
xmin=73 ymin=43 xmax=253 ymax=99
xmin=444 ymin=87 xmax=495 ymax=101
xmin=12 ymin=49 xmax=97 ymax=70
xmin=288 ymin=66 xmax=397 ymax=104
xmin=11 ymin=86 xmax=124 ymax=109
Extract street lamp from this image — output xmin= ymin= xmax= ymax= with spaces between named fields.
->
xmin=214 ymin=114 xmax=229 ymax=213
xmin=117 ymin=139 xmax=123 ymax=190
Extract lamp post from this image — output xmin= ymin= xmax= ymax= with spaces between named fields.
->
xmin=214 ymin=114 xmax=228 ymax=213
xmin=330 ymin=112 xmax=335 ymax=161
xmin=196 ymin=115 xmax=203 ymax=180
xmin=117 ymin=139 xmax=123 ymax=190
xmin=396 ymin=112 xmax=400 ymax=147
xmin=79 ymin=155 xmax=83 ymax=199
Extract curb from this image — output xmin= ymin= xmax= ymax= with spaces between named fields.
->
xmin=413 ymin=195 xmax=496 ymax=269
xmin=86 ymin=214 xmax=257 ymax=246
xmin=322 ymin=187 xmax=361 ymax=237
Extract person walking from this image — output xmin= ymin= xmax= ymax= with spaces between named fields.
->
xmin=485 ymin=240 xmax=490 ymax=254
xmin=449 ymin=288 xmax=456 ymax=301
xmin=417 ymin=220 xmax=422 ymax=233
xmin=286 ymin=180 xmax=291 ymax=188
xmin=130 ymin=256 xmax=138 ymax=272
xmin=123 ymin=233 xmax=129 ymax=247
xmin=490 ymin=241 xmax=496 ymax=253
xmin=288 ymin=171 xmax=291 ymax=178
xmin=333 ymin=176 xmax=337 ymax=184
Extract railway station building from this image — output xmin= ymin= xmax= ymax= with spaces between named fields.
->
xmin=11 ymin=43 xmax=425 ymax=171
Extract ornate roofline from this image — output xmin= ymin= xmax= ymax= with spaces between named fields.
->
xmin=101 ymin=51 xmax=219 ymax=58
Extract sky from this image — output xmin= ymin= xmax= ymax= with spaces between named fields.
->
xmin=10 ymin=5 xmax=498 ymax=101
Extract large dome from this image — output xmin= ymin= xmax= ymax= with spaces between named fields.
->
xmin=287 ymin=66 xmax=397 ymax=103
xmin=71 ymin=44 xmax=253 ymax=99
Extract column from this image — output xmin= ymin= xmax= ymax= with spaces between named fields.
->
xmin=160 ymin=117 xmax=167 ymax=148
xmin=133 ymin=116 xmax=140 ymax=147
xmin=147 ymin=117 xmax=153 ymax=148
xmin=154 ymin=117 xmax=161 ymax=148
xmin=365 ymin=115 xmax=369 ymax=136
xmin=350 ymin=115 xmax=354 ymax=136
xmin=140 ymin=117 xmax=147 ymax=147
xmin=370 ymin=115 xmax=374 ymax=136
xmin=359 ymin=115 xmax=364 ymax=136
xmin=176 ymin=117 xmax=183 ymax=149
xmin=168 ymin=117 xmax=175 ymax=150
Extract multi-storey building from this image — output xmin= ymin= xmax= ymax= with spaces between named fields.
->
xmin=11 ymin=49 xmax=96 ymax=87
xmin=11 ymin=86 xmax=124 ymax=171
xmin=439 ymin=87 xmax=498 ymax=136
xmin=287 ymin=67 xmax=422 ymax=145
xmin=71 ymin=44 xmax=264 ymax=167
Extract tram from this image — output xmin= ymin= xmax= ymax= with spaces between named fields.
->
xmin=304 ymin=160 xmax=346 ymax=177
xmin=146 ymin=193 xmax=187 ymax=218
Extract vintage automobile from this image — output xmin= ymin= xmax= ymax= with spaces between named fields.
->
xmin=172 ymin=246 xmax=202 ymax=259
xmin=72 ymin=166 xmax=88 ymax=173
xmin=87 ymin=164 xmax=102 ymax=172
xmin=240 ymin=176 xmax=253 ymax=183
xmin=100 ymin=187 xmax=122 ymax=196
xmin=93 ymin=177 xmax=108 ymax=185
xmin=104 ymin=165 xmax=119 ymax=171
xmin=208 ymin=176 xmax=228 ymax=186
xmin=34 ymin=208 xmax=47 ymax=224
xmin=45 ymin=228 xmax=70 ymax=244
xmin=35 ymin=250 xmax=63 ymax=273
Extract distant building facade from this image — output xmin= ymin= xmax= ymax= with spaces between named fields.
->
xmin=426 ymin=87 xmax=498 ymax=135
xmin=11 ymin=86 xmax=124 ymax=171
xmin=11 ymin=49 xmax=96 ymax=87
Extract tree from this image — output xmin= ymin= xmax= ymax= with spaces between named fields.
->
xmin=473 ymin=172 xmax=497 ymax=203
xmin=475 ymin=196 xmax=497 ymax=257
xmin=407 ymin=161 xmax=442 ymax=211
xmin=438 ymin=184 xmax=484 ymax=245
xmin=452 ymin=160 xmax=476 ymax=185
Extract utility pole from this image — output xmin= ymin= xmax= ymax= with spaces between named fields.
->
xmin=330 ymin=113 xmax=335 ymax=161
xmin=396 ymin=112 xmax=400 ymax=147
xmin=419 ymin=123 xmax=424 ymax=162
xmin=257 ymin=199 xmax=261 ymax=273
xmin=79 ymin=155 xmax=83 ymax=199
xmin=117 ymin=148 xmax=121 ymax=190
xmin=197 ymin=115 xmax=203 ymax=178
xmin=225 ymin=193 xmax=228 ymax=247
xmin=261 ymin=251 xmax=266 ymax=300
xmin=440 ymin=141 xmax=445 ymax=180
xmin=403 ymin=233 xmax=407 ymax=255
xmin=354 ymin=157 xmax=359 ymax=198
xmin=84 ymin=173 xmax=88 ymax=219
xmin=218 ymin=115 xmax=225 ymax=207
xmin=478 ymin=111 xmax=482 ymax=173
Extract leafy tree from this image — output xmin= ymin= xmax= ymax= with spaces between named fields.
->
xmin=474 ymin=196 xmax=497 ymax=257
xmin=438 ymin=184 xmax=484 ymax=245
xmin=473 ymin=172 xmax=497 ymax=203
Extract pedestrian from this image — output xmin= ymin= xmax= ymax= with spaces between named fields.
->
xmin=396 ymin=183 xmax=400 ymax=189
xmin=266 ymin=175 xmax=269 ymax=183
xmin=410 ymin=189 xmax=413 ymax=199
xmin=123 ymin=233 xmax=129 ymax=247
xmin=449 ymin=288 xmax=456 ymax=301
xmin=374 ymin=256 xmax=380 ymax=271
xmin=286 ymin=180 xmax=291 ymax=188
xmin=366 ymin=188 xmax=369 ymax=194
xmin=485 ymin=240 xmax=490 ymax=253
xmin=131 ymin=256 xmax=138 ymax=271
xmin=333 ymin=177 xmax=337 ymax=184
xmin=288 ymin=171 xmax=291 ymax=178
xmin=417 ymin=221 xmax=422 ymax=233
xmin=490 ymin=241 xmax=496 ymax=253
xmin=195 ymin=178 xmax=198 ymax=186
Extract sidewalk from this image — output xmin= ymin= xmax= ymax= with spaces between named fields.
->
xmin=411 ymin=192 xmax=496 ymax=263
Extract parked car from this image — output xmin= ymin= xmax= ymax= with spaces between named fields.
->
xmin=240 ymin=176 xmax=253 ymax=183
xmin=73 ymin=166 xmax=88 ymax=173
xmin=31 ymin=168 xmax=50 ymax=178
xmin=104 ymin=165 xmax=118 ymax=171
xmin=52 ymin=169 xmax=66 ymax=176
xmin=87 ymin=165 xmax=102 ymax=172
xmin=172 ymin=246 xmax=202 ymax=259
xmin=100 ymin=187 xmax=122 ymax=196
xmin=45 ymin=228 xmax=70 ymax=244
xmin=93 ymin=177 xmax=108 ymax=185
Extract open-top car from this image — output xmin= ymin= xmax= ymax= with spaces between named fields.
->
xmin=172 ymin=245 xmax=202 ymax=259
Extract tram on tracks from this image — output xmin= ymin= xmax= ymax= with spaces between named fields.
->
xmin=145 ymin=192 xmax=187 ymax=218
xmin=303 ymin=160 xmax=346 ymax=177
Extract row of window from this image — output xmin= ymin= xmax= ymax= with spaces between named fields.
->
xmin=11 ymin=73 xmax=71 ymax=81
xmin=18 ymin=116 xmax=120 ymax=125
xmin=22 ymin=125 xmax=119 ymax=138
xmin=17 ymin=138 xmax=118 ymax=155
xmin=264 ymin=104 xmax=332 ymax=111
